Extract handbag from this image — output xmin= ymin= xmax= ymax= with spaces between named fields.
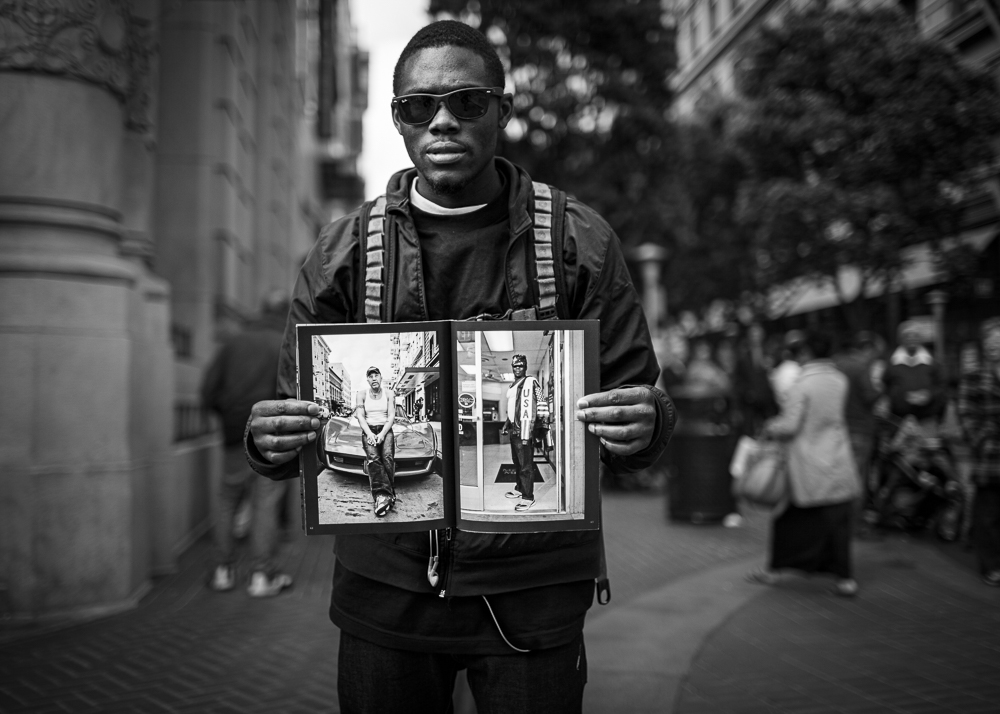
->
xmin=731 ymin=436 xmax=789 ymax=507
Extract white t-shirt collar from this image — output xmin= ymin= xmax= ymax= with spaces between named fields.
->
xmin=409 ymin=177 xmax=486 ymax=215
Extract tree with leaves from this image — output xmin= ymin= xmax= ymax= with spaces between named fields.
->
xmin=428 ymin=0 xmax=679 ymax=252
xmin=731 ymin=6 xmax=1000 ymax=328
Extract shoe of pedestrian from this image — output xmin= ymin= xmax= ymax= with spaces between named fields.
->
xmin=835 ymin=579 xmax=859 ymax=598
xmin=745 ymin=568 xmax=780 ymax=586
xmin=504 ymin=490 xmax=522 ymax=499
xmin=374 ymin=494 xmax=393 ymax=517
xmin=514 ymin=499 xmax=534 ymax=512
xmin=983 ymin=570 xmax=1000 ymax=587
xmin=209 ymin=565 xmax=235 ymax=592
xmin=247 ymin=571 xmax=293 ymax=597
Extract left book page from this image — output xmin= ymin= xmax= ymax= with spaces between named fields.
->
xmin=296 ymin=322 xmax=454 ymax=535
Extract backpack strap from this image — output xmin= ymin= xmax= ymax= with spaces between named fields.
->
xmin=530 ymin=182 xmax=569 ymax=320
xmin=362 ymin=196 xmax=387 ymax=323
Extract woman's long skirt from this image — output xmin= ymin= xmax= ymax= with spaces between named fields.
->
xmin=770 ymin=501 xmax=853 ymax=578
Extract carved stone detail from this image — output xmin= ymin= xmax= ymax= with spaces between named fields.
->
xmin=0 ymin=0 xmax=154 ymax=129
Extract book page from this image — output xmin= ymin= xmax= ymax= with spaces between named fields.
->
xmin=452 ymin=321 xmax=600 ymax=533
xmin=297 ymin=322 xmax=451 ymax=535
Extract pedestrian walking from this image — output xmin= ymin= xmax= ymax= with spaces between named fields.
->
xmin=201 ymin=291 xmax=294 ymax=597
xmin=243 ymin=20 xmax=674 ymax=713
xmin=732 ymin=323 xmax=779 ymax=437
xmin=957 ymin=317 xmax=1000 ymax=587
xmin=770 ymin=329 xmax=806 ymax=407
xmin=747 ymin=330 xmax=861 ymax=598
xmin=833 ymin=331 xmax=884 ymax=536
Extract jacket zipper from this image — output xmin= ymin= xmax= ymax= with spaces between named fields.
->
xmin=439 ymin=527 xmax=453 ymax=597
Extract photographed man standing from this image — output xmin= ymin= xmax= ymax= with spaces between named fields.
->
xmin=245 ymin=20 xmax=674 ymax=713
xmin=502 ymin=354 xmax=542 ymax=511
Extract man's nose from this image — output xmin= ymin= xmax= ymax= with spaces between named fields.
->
xmin=428 ymin=100 xmax=460 ymax=132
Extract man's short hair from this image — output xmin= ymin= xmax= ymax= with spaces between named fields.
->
xmin=393 ymin=20 xmax=506 ymax=95
xmin=511 ymin=354 xmax=527 ymax=367
xmin=366 ymin=366 xmax=381 ymax=376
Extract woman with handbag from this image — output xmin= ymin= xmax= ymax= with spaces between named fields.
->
xmin=746 ymin=330 xmax=862 ymax=597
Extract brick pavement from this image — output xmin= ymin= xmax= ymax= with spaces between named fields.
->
xmin=0 ymin=489 xmax=764 ymax=713
xmin=675 ymin=534 xmax=1000 ymax=714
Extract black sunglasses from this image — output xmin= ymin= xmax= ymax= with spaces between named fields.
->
xmin=391 ymin=87 xmax=505 ymax=126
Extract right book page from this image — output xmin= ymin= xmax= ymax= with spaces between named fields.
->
xmin=451 ymin=320 xmax=600 ymax=533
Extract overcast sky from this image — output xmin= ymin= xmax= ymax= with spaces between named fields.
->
xmin=353 ymin=0 xmax=432 ymax=199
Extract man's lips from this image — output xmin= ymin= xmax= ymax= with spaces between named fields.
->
xmin=425 ymin=143 xmax=467 ymax=165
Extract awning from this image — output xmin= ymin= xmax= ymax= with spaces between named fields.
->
xmin=393 ymin=367 xmax=439 ymax=395
xmin=770 ymin=226 xmax=996 ymax=317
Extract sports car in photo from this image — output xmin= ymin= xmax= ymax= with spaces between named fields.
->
xmin=318 ymin=405 xmax=439 ymax=477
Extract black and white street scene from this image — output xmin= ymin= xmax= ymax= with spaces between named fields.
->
xmin=455 ymin=326 xmax=590 ymax=522
xmin=308 ymin=330 xmax=444 ymax=525
xmin=4 ymin=0 xmax=1000 ymax=712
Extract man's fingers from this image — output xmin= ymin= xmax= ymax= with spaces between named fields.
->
xmin=597 ymin=435 xmax=646 ymax=456
xmin=576 ymin=387 xmax=650 ymax=410
xmin=252 ymin=399 xmax=321 ymax=418
xmin=576 ymin=402 xmax=656 ymax=424
xmin=585 ymin=422 xmax=645 ymax=442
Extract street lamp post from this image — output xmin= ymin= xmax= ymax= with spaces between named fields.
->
xmin=630 ymin=243 xmax=670 ymax=340
xmin=925 ymin=289 xmax=948 ymax=364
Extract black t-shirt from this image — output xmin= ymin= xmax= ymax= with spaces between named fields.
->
xmin=412 ymin=177 xmax=512 ymax=321
xmin=329 ymin=177 xmax=595 ymax=654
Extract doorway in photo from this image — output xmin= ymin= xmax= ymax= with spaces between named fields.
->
xmin=456 ymin=326 xmax=588 ymax=523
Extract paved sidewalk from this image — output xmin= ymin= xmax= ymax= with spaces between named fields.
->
xmin=2 ymin=490 xmax=997 ymax=713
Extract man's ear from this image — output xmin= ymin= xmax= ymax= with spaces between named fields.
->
xmin=497 ymin=93 xmax=514 ymax=129
xmin=391 ymin=105 xmax=404 ymax=135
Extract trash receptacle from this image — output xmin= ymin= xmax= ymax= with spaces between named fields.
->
xmin=666 ymin=395 xmax=738 ymax=524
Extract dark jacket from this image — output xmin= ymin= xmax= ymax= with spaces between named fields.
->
xmin=246 ymin=159 xmax=675 ymax=596
xmin=202 ymin=315 xmax=285 ymax=445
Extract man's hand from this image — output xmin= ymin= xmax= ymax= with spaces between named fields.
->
xmin=249 ymin=400 xmax=322 ymax=465
xmin=576 ymin=386 xmax=657 ymax=456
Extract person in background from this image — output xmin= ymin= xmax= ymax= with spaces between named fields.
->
xmin=957 ymin=318 xmax=1000 ymax=587
xmin=770 ymin=329 xmax=807 ymax=407
xmin=833 ymin=331 xmax=884 ymax=537
xmin=883 ymin=320 xmax=947 ymax=430
xmin=201 ymin=291 xmax=294 ymax=597
xmin=748 ymin=330 xmax=861 ymax=598
xmin=733 ymin=323 xmax=779 ymax=437
xmin=681 ymin=339 xmax=731 ymax=398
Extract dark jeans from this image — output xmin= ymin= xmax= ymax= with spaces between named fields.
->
xmin=363 ymin=426 xmax=395 ymax=500
xmin=337 ymin=630 xmax=587 ymax=714
xmin=973 ymin=483 xmax=1000 ymax=574
xmin=509 ymin=431 xmax=535 ymax=500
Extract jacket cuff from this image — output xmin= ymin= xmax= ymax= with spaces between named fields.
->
xmin=602 ymin=385 xmax=675 ymax=475
xmin=244 ymin=417 xmax=300 ymax=480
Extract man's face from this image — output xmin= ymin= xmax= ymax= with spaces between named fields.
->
xmin=367 ymin=372 xmax=382 ymax=389
xmin=393 ymin=46 xmax=513 ymax=206
xmin=512 ymin=361 xmax=526 ymax=379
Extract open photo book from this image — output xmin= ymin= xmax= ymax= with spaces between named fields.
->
xmin=296 ymin=320 xmax=600 ymax=535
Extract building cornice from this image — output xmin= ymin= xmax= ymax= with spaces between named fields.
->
xmin=0 ymin=0 xmax=154 ymax=130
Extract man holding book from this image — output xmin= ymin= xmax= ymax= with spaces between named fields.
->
xmin=245 ymin=20 xmax=674 ymax=713
xmin=502 ymin=353 xmax=543 ymax=511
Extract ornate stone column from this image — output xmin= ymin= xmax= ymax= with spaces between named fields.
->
xmin=0 ymin=0 xmax=159 ymax=616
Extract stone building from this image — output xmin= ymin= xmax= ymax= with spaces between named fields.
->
xmin=0 ymin=0 xmax=366 ymax=618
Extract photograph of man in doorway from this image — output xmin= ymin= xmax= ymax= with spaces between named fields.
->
xmin=501 ymin=353 xmax=543 ymax=511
